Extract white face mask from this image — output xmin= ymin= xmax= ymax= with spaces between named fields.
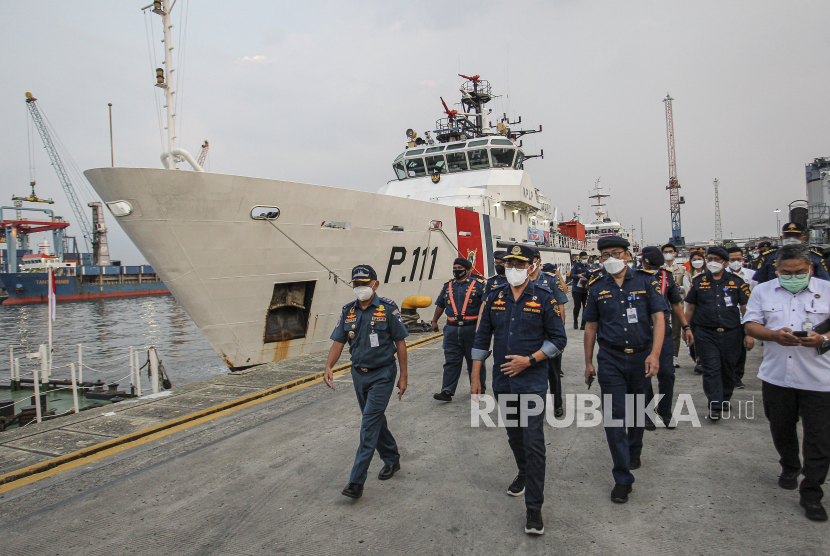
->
xmin=505 ymin=267 xmax=529 ymax=287
xmin=782 ymin=237 xmax=801 ymax=246
xmin=691 ymin=260 xmax=704 ymax=269
xmin=603 ymin=257 xmax=627 ymax=275
xmin=353 ymin=286 xmax=374 ymax=301
xmin=707 ymin=261 xmax=724 ymax=273
xmin=728 ymin=260 xmax=743 ymax=271
xmin=663 ymin=252 xmax=675 ymax=262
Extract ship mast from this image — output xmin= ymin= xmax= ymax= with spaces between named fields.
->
xmin=148 ymin=0 xmax=203 ymax=172
xmin=588 ymin=177 xmax=610 ymax=223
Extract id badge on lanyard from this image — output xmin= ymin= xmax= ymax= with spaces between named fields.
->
xmin=627 ymin=307 xmax=639 ymax=323
xmin=724 ymin=287 xmax=734 ymax=307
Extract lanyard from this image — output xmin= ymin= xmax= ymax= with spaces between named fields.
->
xmin=448 ymin=280 xmax=477 ymax=321
xmin=659 ymin=270 xmax=668 ymax=297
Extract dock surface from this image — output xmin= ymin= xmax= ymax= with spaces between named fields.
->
xmin=0 ymin=317 xmax=827 ymax=555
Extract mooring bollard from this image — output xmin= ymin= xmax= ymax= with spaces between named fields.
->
xmin=33 ymin=367 xmax=42 ymax=424
xmin=149 ymin=347 xmax=160 ymax=394
xmin=68 ymin=363 xmax=80 ymax=414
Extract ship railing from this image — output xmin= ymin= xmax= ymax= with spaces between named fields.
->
xmin=461 ymin=79 xmax=492 ymax=97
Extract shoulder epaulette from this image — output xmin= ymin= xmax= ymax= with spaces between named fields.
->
xmin=487 ymin=274 xmax=498 ymax=280
xmin=342 ymin=300 xmax=356 ymax=310
xmin=587 ymin=272 xmax=603 ymax=286
xmin=543 ymin=271 xmax=557 ymax=278
xmin=638 ymin=268 xmax=656 ymax=275
xmin=493 ymin=281 xmax=509 ymax=290
xmin=761 ymin=248 xmax=776 ymax=256
xmin=476 ymin=277 xmax=486 ymax=283
xmin=692 ymin=272 xmax=707 ymax=283
xmin=811 ymin=248 xmax=824 ymax=257
xmin=444 ymin=278 xmax=452 ymax=284
xmin=379 ymin=296 xmax=396 ymax=306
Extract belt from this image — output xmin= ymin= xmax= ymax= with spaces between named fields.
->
xmin=446 ymin=319 xmax=477 ymax=327
xmin=354 ymin=365 xmax=386 ymax=373
xmin=598 ymin=339 xmax=652 ymax=354
xmin=698 ymin=325 xmax=739 ymax=332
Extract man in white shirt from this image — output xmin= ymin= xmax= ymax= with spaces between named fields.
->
xmin=662 ymin=243 xmax=687 ymax=368
xmin=744 ymin=244 xmax=830 ymax=522
xmin=727 ymin=246 xmax=756 ymax=389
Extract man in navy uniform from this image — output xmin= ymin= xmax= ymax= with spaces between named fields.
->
xmin=640 ymin=246 xmax=691 ymax=429
xmin=570 ymin=251 xmax=591 ymax=330
xmin=470 ymin=244 xmax=568 ymax=535
xmin=483 ymin=250 xmax=508 ymax=298
xmin=432 ymin=257 xmax=487 ymax=401
xmin=754 ymin=223 xmax=830 ymax=283
xmin=685 ymin=246 xmax=753 ymax=421
xmin=324 ymin=264 xmax=409 ymax=499
xmin=583 ymin=236 xmax=667 ymax=503
xmin=537 ymin=258 xmax=568 ymax=418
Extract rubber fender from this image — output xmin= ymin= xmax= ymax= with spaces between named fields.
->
xmin=401 ymin=295 xmax=432 ymax=309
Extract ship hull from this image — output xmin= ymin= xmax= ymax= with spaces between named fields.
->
xmin=84 ymin=167 xmax=572 ymax=369
xmin=0 ymin=273 xmax=170 ymax=305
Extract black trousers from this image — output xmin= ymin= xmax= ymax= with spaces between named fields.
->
xmin=762 ymin=381 xmax=830 ymax=502
xmin=496 ymin=391 xmax=547 ymax=510
xmin=695 ymin=326 xmax=742 ymax=407
xmin=572 ymin=291 xmax=588 ymax=324
xmin=548 ymin=354 xmax=563 ymax=410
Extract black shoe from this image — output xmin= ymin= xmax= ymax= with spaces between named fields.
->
xmin=580 ymin=323 xmax=586 ymax=330
xmin=573 ymin=321 xmax=579 ymax=330
xmin=735 ymin=379 xmax=745 ymax=389
xmin=554 ymin=406 xmax=564 ymax=418
xmin=524 ymin=509 xmax=544 ymax=535
xmin=559 ymin=371 xmax=564 ymax=377
xmin=709 ymin=409 xmax=721 ymax=421
xmin=433 ymin=391 xmax=452 ymax=402
xmin=659 ymin=412 xmax=676 ymax=430
xmin=630 ymin=453 xmax=641 ymax=470
xmin=644 ymin=417 xmax=656 ymax=431
xmin=800 ymin=498 xmax=829 ymax=521
xmin=778 ymin=468 xmax=801 ymax=490
xmin=378 ymin=462 xmax=400 ymax=481
xmin=694 ymin=364 xmax=704 ymax=374
xmin=341 ymin=483 xmax=363 ymax=499
xmin=507 ymin=474 xmax=526 ymax=496
xmin=611 ymin=484 xmax=632 ymax=503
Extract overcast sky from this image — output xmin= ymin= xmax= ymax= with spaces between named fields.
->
xmin=2 ymin=0 xmax=828 ymax=264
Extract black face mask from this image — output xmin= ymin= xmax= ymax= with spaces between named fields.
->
xmin=453 ymin=269 xmax=468 ymax=280
xmin=495 ymin=264 xmax=505 ymax=276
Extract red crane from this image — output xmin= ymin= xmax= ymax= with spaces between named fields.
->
xmin=663 ymin=93 xmax=683 ymax=244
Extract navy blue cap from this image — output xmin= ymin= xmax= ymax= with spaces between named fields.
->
xmin=453 ymin=257 xmax=472 ymax=269
xmin=528 ymin=246 xmax=541 ymax=259
xmin=541 ymin=263 xmax=555 ymax=273
xmin=597 ymin=236 xmax=630 ymax=251
xmin=641 ymin=246 xmax=664 ymax=267
xmin=504 ymin=244 xmax=534 ymax=262
xmin=782 ymin=222 xmax=806 ymax=235
xmin=351 ymin=264 xmax=377 ymax=283
xmin=493 ymin=250 xmax=508 ymax=260
xmin=707 ymin=246 xmax=729 ymax=262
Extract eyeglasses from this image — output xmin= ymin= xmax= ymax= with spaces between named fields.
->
xmin=779 ymin=272 xmax=809 ymax=279
xmin=599 ymin=250 xmax=626 ymax=261
xmin=504 ymin=261 xmax=531 ymax=269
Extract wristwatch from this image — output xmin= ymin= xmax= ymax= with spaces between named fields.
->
xmin=527 ymin=354 xmax=537 ymax=365
xmin=822 ymin=335 xmax=830 ymax=350
xmin=682 ymin=325 xmax=691 ymax=331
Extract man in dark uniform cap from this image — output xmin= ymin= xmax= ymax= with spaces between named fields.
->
xmin=685 ymin=246 xmax=753 ymax=421
xmin=570 ymin=251 xmax=591 ymax=329
xmin=324 ymin=265 xmax=410 ymax=499
xmin=754 ymin=223 xmax=830 ymax=283
xmin=583 ymin=236 xmax=667 ymax=503
xmin=536 ymin=258 xmax=568 ymax=418
xmin=470 ymin=243 xmax=568 ymax=535
xmin=640 ymin=246 xmax=691 ymax=429
xmin=432 ymin=257 xmax=487 ymax=401
xmin=484 ymin=250 xmax=508 ymax=298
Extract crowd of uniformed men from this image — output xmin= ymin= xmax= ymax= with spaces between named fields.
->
xmin=323 ymin=221 xmax=830 ymax=535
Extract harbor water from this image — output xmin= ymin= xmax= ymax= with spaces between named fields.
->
xmin=0 ymin=295 xmax=228 ymax=388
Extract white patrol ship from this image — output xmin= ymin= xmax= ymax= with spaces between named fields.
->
xmin=82 ymin=1 xmax=583 ymax=369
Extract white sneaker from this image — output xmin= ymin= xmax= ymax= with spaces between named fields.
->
xmin=673 ymin=356 xmax=680 ymax=368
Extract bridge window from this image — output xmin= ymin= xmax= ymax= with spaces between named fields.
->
xmin=426 ymin=155 xmax=447 ymax=174
xmin=446 ymin=142 xmax=466 ymax=150
xmin=468 ymin=139 xmax=489 ymax=147
xmin=393 ymin=162 xmax=406 ymax=179
xmin=446 ymin=152 xmax=468 ymax=172
xmin=467 ymin=149 xmax=490 ymax=170
xmin=405 ymin=158 xmax=427 ymax=177
xmin=491 ymin=139 xmax=513 ymax=145
xmin=491 ymin=148 xmax=515 ymax=168
xmin=395 ymin=152 xmax=405 ymax=161
xmin=514 ymin=150 xmax=526 ymax=170
xmin=426 ymin=146 xmax=445 ymax=153
xmin=406 ymin=149 xmax=425 ymax=156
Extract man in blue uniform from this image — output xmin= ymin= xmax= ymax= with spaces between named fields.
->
xmin=685 ymin=246 xmax=753 ymax=421
xmin=640 ymin=246 xmax=691 ymax=429
xmin=583 ymin=237 xmax=667 ymax=503
xmin=483 ymin=250 xmax=508 ymax=298
xmin=432 ymin=257 xmax=487 ymax=401
xmin=754 ymin=223 xmax=830 ymax=283
xmin=538 ymin=259 xmax=568 ymax=418
xmin=470 ymin=244 xmax=568 ymax=535
xmin=570 ymin=251 xmax=591 ymax=330
xmin=324 ymin=265 xmax=409 ymax=499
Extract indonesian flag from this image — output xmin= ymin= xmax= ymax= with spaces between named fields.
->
xmin=48 ymin=269 xmax=56 ymax=321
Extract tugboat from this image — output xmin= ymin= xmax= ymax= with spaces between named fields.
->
xmin=82 ymin=1 xmax=584 ymax=370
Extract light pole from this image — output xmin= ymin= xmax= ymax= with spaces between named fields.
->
xmin=774 ymin=209 xmax=782 ymax=236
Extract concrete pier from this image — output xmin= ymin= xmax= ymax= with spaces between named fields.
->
xmin=0 ymin=319 xmax=827 ymax=555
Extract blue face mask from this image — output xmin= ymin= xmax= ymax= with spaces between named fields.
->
xmin=778 ymin=273 xmax=810 ymax=293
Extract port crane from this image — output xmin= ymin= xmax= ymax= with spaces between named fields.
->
xmin=25 ymin=92 xmax=110 ymax=264
xmin=663 ymin=93 xmax=684 ymax=245
xmin=197 ymin=141 xmax=209 ymax=167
